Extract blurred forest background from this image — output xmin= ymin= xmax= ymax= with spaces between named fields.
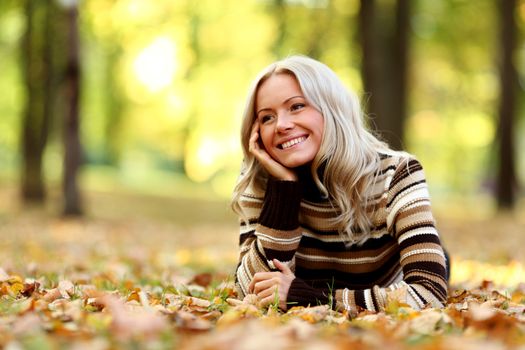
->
xmin=2 ymin=2 xmax=525 ymax=347
xmin=0 ymin=0 xmax=524 ymax=262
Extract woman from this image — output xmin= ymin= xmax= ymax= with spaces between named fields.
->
xmin=232 ymin=55 xmax=448 ymax=316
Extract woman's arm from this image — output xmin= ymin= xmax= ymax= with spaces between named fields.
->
xmin=235 ymin=179 xmax=303 ymax=299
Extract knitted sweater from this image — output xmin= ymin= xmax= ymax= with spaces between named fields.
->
xmin=235 ymin=154 xmax=448 ymax=315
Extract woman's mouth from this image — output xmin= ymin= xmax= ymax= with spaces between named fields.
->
xmin=279 ymin=136 xmax=307 ymax=149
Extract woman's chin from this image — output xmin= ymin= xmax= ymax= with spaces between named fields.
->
xmin=278 ymin=155 xmax=316 ymax=169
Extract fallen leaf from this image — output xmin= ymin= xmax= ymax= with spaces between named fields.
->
xmin=99 ymin=295 xmax=168 ymax=341
xmin=287 ymin=305 xmax=330 ymax=323
xmin=190 ymin=273 xmax=213 ymax=287
xmin=172 ymin=310 xmax=212 ymax=331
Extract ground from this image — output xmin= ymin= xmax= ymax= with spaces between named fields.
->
xmin=1 ymin=185 xmax=525 ymax=349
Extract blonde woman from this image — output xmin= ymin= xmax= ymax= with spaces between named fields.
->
xmin=232 ymin=55 xmax=448 ymax=315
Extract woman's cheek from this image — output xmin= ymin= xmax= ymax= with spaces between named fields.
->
xmin=259 ymin=130 xmax=272 ymax=151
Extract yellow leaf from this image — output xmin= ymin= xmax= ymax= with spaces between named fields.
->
xmin=9 ymin=282 xmax=25 ymax=297
xmin=127 ymin=290 xmax=141 ymax=303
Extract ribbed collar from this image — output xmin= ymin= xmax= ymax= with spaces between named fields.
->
xmin=296 ymin=164 xmax=326 ymax=202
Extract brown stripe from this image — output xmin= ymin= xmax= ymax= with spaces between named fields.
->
xmin=299 ymin=241 xmax=398 ymax=260
xmin=395 ymin=204 xmax=432 ymax=222
xmin=391 ymin=159 xmax=423 ymax=187
xmin=300 ymin=205 xmax=339 ymax=219
xmin=295 ymin=247 xmax=399 ymax=274
xmin=402 ymin=253 xmax=444 ymax=266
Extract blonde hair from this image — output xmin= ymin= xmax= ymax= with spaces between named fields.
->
xmin=232 ymin=55 xmax=397 ymax=244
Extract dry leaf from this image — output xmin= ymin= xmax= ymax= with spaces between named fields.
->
xmin=100 ymin=295 xmax=168 ymax=340
xmin=190 ymin=273 xmax=213 ymax=287
xmin=408 ymin=309 xmax=451 ymax=334
xmin=172 ymin=310 xmax=212 ymax=331
xmin=287 ymin=305 xmax=329 ymax=323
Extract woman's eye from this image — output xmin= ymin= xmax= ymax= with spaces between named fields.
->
xmin=291 ymin=103 xmax=305 ymax=111
xmin=260 ymin=115 xmax=274 ymax=124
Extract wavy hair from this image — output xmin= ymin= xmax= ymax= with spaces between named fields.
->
xmin=231 ymin=55 xmax=398 ymax=244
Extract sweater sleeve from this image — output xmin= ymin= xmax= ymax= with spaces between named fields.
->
xmin=235 ymin=178 xmax=303 ymax=299
xmin=286 ymin=157 xmax=449 ymax=316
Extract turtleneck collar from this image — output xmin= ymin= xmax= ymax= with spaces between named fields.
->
xmin=296 ymin=163 xmax=327 ymax=202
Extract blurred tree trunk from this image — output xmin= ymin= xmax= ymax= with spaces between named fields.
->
xmin=358 ymin=0 xmax=410 ymax=150
xmin=495 ymin=0 xmax=518 ymax=210
xmin=62 ymin=1 xmax=83 ymax=216
xmin=20 ymin=0 xmax=54 ymax=202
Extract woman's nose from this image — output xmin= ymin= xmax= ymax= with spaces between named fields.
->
xmin=275 ymin=114 xmax=294 ymax=133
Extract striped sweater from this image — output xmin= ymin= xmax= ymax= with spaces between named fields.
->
xmin=235 ymin=154 xmax=448 ymax=315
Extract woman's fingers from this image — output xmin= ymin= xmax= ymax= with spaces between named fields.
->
xmin=249 ymin=272 xmax=278 ymax=293
xmin=254 ymin=277 xmax=281 ymax=295
xmin=256 ymin=284 xmax=288 ymax=309
xmin=249 ymin=271 xmax=275 ymax=293
xmin=273 ymin=259 xmax=293 ymax=275
xmin=249 ymin=123 xmax=260 ymax=152
xmin=249 ymin=269 xmax=295 ymax=310
xmin=258 ymin=290 xmax=279 ymax=307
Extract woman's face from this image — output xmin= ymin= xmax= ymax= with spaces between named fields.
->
xmin=255 ymin=73 xmax=324 ymax=168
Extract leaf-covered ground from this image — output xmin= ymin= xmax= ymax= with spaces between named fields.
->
xmin=1 ymin=187 xmax=525 ymax=349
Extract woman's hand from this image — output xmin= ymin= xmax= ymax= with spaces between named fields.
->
xmin=249 ymin=122 xmax=298 ymax=181
xmin=249 ymin=259 xmax=295 ymax=310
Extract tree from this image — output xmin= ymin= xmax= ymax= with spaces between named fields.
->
xmin=495 ymin=0 xmax=519 ymax=210
xmin=61 ymin=0 xmax=83 ymax=216
xmin=358 ymin=0 xmax=410 ymax=150
xmin=20 ymin=0 xmax=54 ymax=202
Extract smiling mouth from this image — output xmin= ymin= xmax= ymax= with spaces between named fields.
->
xmin=279 ymin=136 xmax=307 ymax=149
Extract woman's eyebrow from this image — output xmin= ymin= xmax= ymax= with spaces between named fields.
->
xmin=284 ymin=95 xmax=304 ymax=103
xmin=256 ymin=95 xmax=305 ymax=115
xmin=256 ymin=107 xmax=272 ymax=116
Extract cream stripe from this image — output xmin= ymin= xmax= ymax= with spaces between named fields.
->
xmin=400 ymin=248 xmax=445 ymax=261
xmin=237 ymin=265 xmax=251 ymax=296
xmin=382 ymin=168 xmax=396 ymax=192
xmin=375 ymin=287 xmax=388 ymax=309
xmin=390 ymin=186 xmax=429 ymax=210
xmin=343 ymin=288 xmax=350 ymax=311
xmin=255 ymin=232 xmax=302 ymax=244
xmin=364 ymin=289 xmax=375 ymax=312
xmin=407 ymin=285 xmax=425 ymax=308
xmin=412 ymin=284 xmax=444 ymax=308
xmin=398 ymin=199 xmax=432 ymax=213
xmin=387 ymin=188 xmax=430 ymax=227
xmin=398 ymin=229 xmax=439 ymax=243
xmin=241 ymin=226 xmax=256 ymax=235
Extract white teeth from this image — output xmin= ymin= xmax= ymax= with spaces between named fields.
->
xmin=281 ymin=136 xmax=307 ymax=149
